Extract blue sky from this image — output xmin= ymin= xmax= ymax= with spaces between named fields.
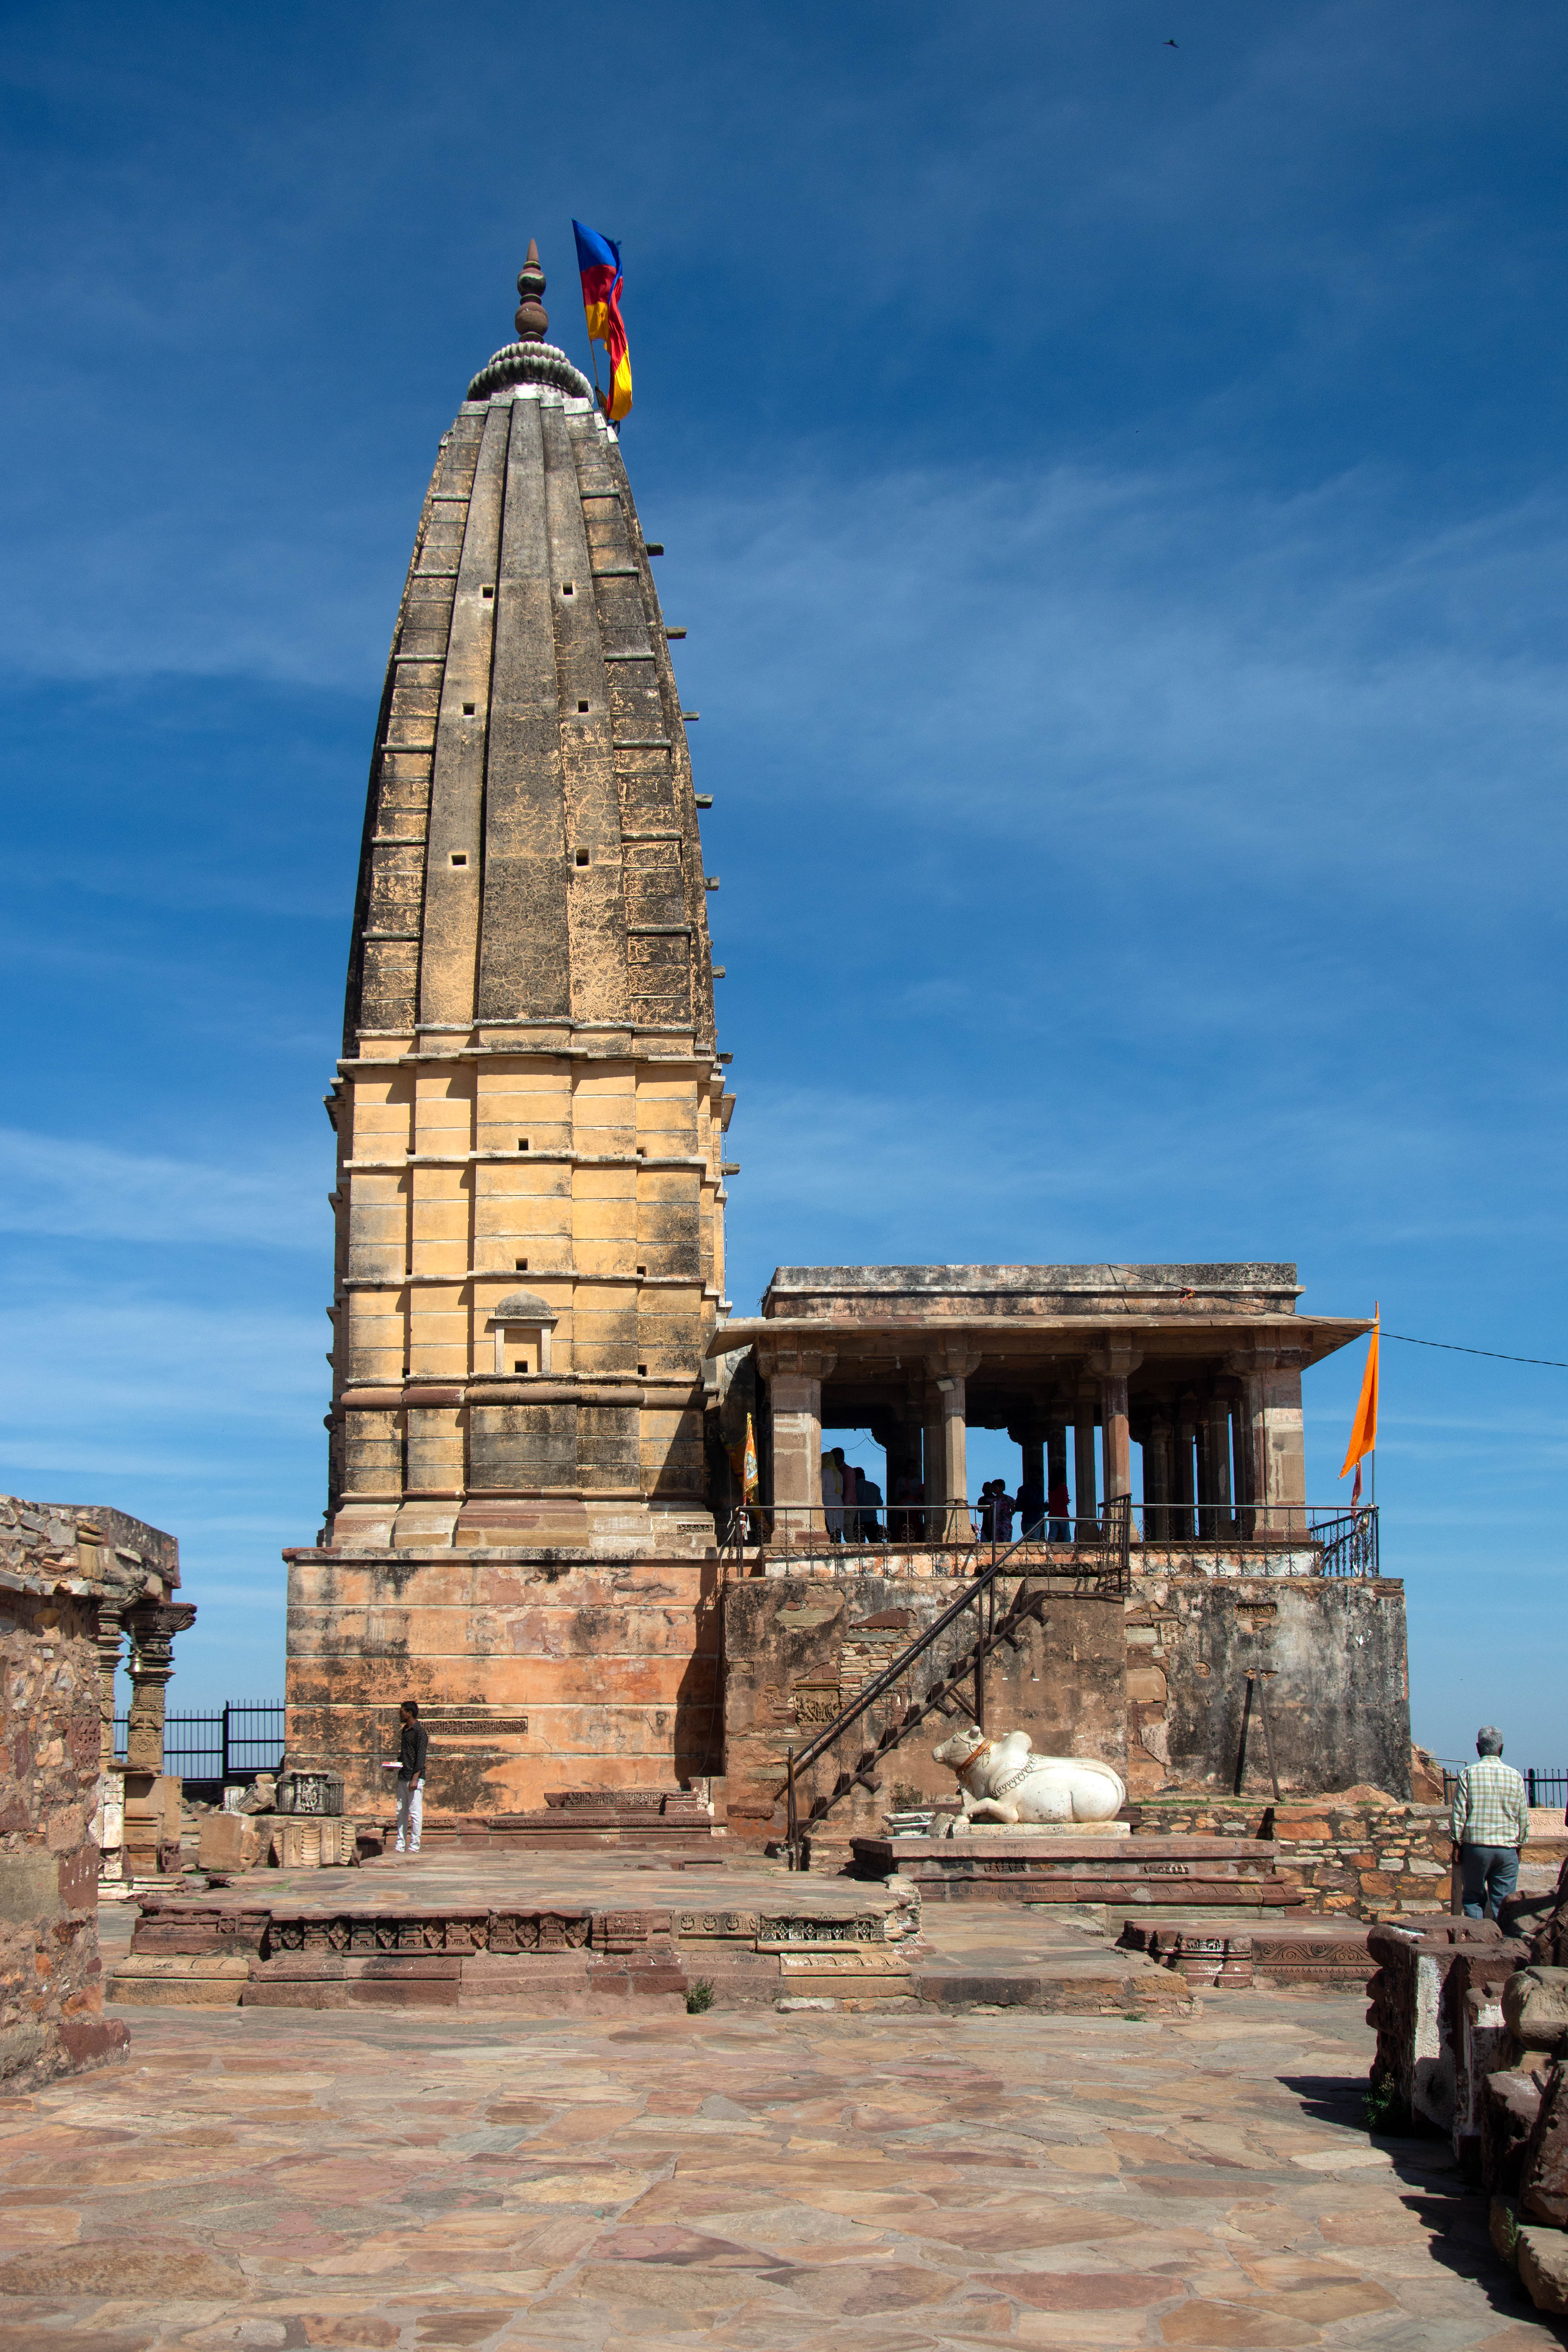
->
xmin=1 ymin=1 xmax=1563 ymax=1761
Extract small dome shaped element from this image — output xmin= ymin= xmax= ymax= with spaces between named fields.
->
xmin=488 ymin=1289 xmax=557 ymax=1325
xmin=514 ymin=240 xmax=548 ymax=343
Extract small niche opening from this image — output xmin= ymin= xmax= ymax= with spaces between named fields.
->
xmin=450 ymin=852 xmax=467 ymax=867
xmin=517 ymin=1138 xmax=529 ymax=1151
xmin=577 ymin=699 xmax=589 ymax=713
xmin=575 ymin=849 xmax=590 ymax=867
xmin=561 ymin=582 xmax=575 ymax=596
xmin=515 ymin=1257 xmax=528 ymax=1271
xmin=636 ymin=1264 xmax=646 ymax=1276
xmin=637 ymin=1363 xmax=648 ymax=1377
xmin=481 ymin=586 xmax=494 ymax=599
xmin=463 ymin=702 xmax=475 ymax=715
xmin=635 ymin=1146 xmax=646 ymax=1158
xmin=514 ymin=1359 xmax=529 ymax=1373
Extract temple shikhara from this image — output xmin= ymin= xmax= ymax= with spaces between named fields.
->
xmin=281 ymin=247 xmax=1408 ymax=1851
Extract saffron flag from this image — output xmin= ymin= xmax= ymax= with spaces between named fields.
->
xmin=572 ymin=219 xmax=632 ymax=424
xmin=1339 ymin=1304 xmax=1380 ymax=1483
xmin=742 ymin=1413 xmax=759 ymax=1503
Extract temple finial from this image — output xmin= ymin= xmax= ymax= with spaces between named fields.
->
xmin=514 ymin=240 xmax=548 ymax=343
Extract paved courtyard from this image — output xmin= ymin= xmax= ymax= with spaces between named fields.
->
xmin=1 ymin=1965 xmax=1562 ymax=2350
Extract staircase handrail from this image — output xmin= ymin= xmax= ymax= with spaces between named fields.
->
xmin=775 ymin=1493 xmax=1131 ymax=1800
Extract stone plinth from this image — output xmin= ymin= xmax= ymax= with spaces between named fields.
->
xmin=1122 ymin=1913 xmax=1374 ymax=1987
xmin=850 ymin=1831 xmax=1303 ymax=1911
xmin=284 ymin=1548 xmax=722 ymax=1818
xmin=110 ymin=1881 xmax=906 ymax=2013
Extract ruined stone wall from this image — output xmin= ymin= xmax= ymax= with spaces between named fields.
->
xmin=720 ymin=1573 xmax=1127 ymax=1843
xmin=1131 ymin=1796 xmax=1452 ymax=1918
xmin=285 ymin=1548 xmax=722 ymax=1817
xmin=1126 ymin=1574 xmax=1411 ymax=1801
xmin=0 ymin=1584 xmax=125 ymax=2090
xmin=719 ymin=1566 xmax=1414 ymax=1846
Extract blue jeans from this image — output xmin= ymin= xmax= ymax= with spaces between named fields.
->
xmin=1047 ymin=1517 xmax=1071 ymax=1542
xmin=1460 ymin=1842 xmax=1519 ymax=1918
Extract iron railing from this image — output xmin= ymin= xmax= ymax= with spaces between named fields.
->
xmin=1440 ymin=1764 xmax=1567 ymax=1809
xmin=724 ymin=1499 xmax=1123 ymax=1573
xmin=110 ymin=1702 xmax=285 ymax=1789
xmin=725 ymin=1498 xmax=1380 ymax=1576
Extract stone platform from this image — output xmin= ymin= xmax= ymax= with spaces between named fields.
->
xmin=103 ymin=1849 xmax=1198 ymax=2019
xmin=849 ymin=1831 xmax=1305 ymax=1914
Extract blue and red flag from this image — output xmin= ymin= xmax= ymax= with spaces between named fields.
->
xmin=572 ymin=220 xmax=632 ymax=425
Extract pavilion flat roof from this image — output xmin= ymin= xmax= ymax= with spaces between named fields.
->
xmin=708 ymin=1311 xmax=1372 ymax=1368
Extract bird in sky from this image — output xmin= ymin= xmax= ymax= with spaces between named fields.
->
xmin=1165 ymin=36 xmax=1178 ymax=45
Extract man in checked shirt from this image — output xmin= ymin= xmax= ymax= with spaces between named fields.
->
xmin=1450 ymin=1726 xmax=1530 ymax=1918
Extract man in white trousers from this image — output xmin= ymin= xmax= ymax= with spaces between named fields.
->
xmin=382 ymin=1698 xmax=428 ymax=1855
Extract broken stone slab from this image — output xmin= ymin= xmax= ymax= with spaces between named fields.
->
xmin=196 ymin=1813 xmax=269 ymax=1873
xmin=1518 ymin=2223 xmax=1568 ymax=2315
xmin=1504 ymin=1965 xmax=1568 ymax=2052
xmin=1366 ymin=1915 xmax=1506 ymax=2134
xmin=106 ymin=1955 xmax=251 ymax=2007
xmin=1520 ymin=2060 xmax=1568 ymax=2227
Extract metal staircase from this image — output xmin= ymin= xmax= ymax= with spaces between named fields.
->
xmin=779 ymin=1495 xmax=1131 ymax=1864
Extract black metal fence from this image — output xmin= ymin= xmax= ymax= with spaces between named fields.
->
xmin=1439 ymin=1764 xmax=1566 ymax=1810
xmin=111 ymin=1702 xmax=285 ymax=1791
xmin=723 ymin=1497 xmax=1380 ymax=1575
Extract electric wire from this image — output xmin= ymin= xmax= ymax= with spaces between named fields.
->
xmin=1383 ymin=1333 xmax=1568 ymax=1370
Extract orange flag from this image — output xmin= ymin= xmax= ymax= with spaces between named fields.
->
xmin=1339 ymin=1305 xmax=1379 ymax=1481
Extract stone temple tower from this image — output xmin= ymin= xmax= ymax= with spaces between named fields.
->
xmin=287 ymin=249 xmax=733 ymax=1808
xmin=326 ymin=243 xmax=731 ymax=1555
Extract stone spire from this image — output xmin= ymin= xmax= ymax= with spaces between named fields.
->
xmin=323 ymin=258 xmax=731 ymax=1553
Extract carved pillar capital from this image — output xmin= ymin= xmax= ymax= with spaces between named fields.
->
xmin=754 ymin=1342 xmax=837 ymax=1385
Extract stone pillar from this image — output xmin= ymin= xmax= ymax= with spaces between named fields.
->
xmin=756 ymin=1345 xmax=835 ymax=1543
xmin=880 ymin=1405 xmax=923 ymax=1541
xmin=1230 ymin=1348 xmax=1307 ymax=1536
xmin=1260 ymin=1352 xmax=1307 ymax=1535
xmin=921 ymin=1388 xmax=944 ymax=1543
xmin=93 ymin=1603 xmax=127 ymax=1881
xmin=1143 ymin=1412 xmax=1172 ymax=1540
xmin=1203 ymin=1390 xmax=1235 ymax=1540
xmin=925 ymin=1347 xmax=980 ymax=1541
xmin=1230 ymin=1387 xmax=1255 ymax=1535
xmin=1046 ymin=1422 xmax=1068 ymax=1500
xmin=123 ymin=1602 xmax=196 ymax=1878
xmin=1073 ymin=1403 xmax=1098 ymax=1537
xmin=1092 ymin=1348 xmax=1142 ymax=1507
xmin=1007 ymin=1403 xmax=1048 ymax=1535
xmin=125 ymin=1619 xmax=174 ymax=1774
xmin=1171 ymin=1392 xmax=1197 ymax=1541
xmin=94 ymin=1606 xmax=125 ymax=1770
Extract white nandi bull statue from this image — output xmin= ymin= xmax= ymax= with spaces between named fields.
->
xmin=931 ymin=1726 xmax=1126 ymax=1829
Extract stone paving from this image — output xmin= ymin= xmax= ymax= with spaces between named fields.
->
xmin=1 ymin=1953 xmax=1564 ymax=2348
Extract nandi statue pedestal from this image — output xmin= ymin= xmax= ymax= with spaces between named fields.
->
xmin=931 ymin=1728 xmax=1129 ymax=1836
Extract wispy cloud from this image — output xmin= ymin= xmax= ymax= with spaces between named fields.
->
xmin=0 ymin=1128 xmax=322 ymax=1250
